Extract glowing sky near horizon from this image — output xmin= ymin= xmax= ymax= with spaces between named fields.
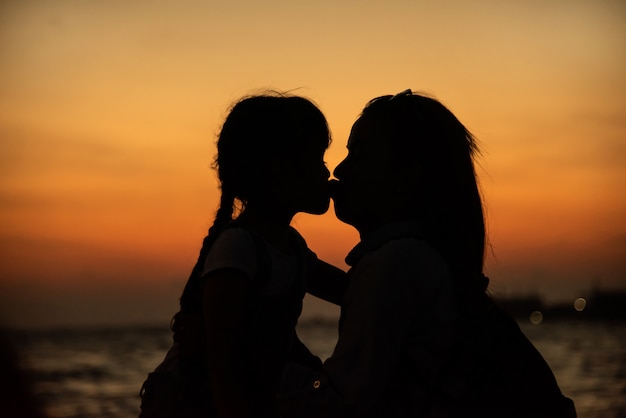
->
xmin=1 ymin=0 xmax=625 ymax=327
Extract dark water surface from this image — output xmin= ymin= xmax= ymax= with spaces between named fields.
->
xmin=5 ymin=320 xmax=626 ymax=418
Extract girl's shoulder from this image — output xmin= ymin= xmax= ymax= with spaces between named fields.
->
xmin=215 ymin=225 xmax=258 ymax=247
xmin=203 ymin=226 xmax=260 ymax=280
xmin=209 ymin=224 xmax=316 ymax=274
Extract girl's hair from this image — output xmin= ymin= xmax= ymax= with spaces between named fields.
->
xmin=361 ymin=90 xmax=488 ymax=303
xmin=181 ymin=92 xmax=330 ymax=312
xmin=211 ymin=92 xmax=330 ymax=231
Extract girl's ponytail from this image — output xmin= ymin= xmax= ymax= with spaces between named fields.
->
xmin=180 ymin=186 xmax=235 ymax=313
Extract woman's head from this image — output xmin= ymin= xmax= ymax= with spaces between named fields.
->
xmin=333 ymin=90 xmax=486 ymax=292
xmin=213 ymin=92 xmax=331 ymax=225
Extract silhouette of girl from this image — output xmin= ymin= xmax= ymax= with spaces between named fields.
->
xmin=279 ymin=90 xmax=576 ymax=418
xmin=141 ymin=92 xmax=345 ymax=418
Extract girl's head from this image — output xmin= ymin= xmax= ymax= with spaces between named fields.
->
xmin=213 ymin=92 xmax=331 ymax=227
xmin=182 ymin=92 xmax=331 ymax=314
xmin=333 ymin=90 xmax=486 ymax=295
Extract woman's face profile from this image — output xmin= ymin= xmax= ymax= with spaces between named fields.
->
xmin=332 ymin=115 xmax=400 ymax=234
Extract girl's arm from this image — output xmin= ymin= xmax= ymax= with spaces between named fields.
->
xmin=202 ymin=269 xmax=251 ymax=418
xmin=307 ymin=259 xmax=348 ymax=305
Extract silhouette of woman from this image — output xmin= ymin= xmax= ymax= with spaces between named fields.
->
xmin=279 ymin=90 xmax=576 ymax=417
xmin=140 ymin=92 xmax=346 ymax=418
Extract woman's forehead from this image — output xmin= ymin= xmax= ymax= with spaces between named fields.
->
xmin=348 ymin=116 xmax=383 ymax=148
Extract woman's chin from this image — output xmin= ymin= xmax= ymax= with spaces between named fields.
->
xmin=331 ymin=201 xmax=352 ymax=223
xmin=304 ymin=198 xmax=331 ymax=215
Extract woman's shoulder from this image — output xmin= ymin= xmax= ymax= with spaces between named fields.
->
xmin=356 ymin=237 xmax=453 ymax=301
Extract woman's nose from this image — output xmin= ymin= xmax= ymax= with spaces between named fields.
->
xmin=333 ymin=158 xmax=346 ymax=179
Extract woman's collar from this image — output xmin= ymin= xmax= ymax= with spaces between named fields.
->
xmin=345 ymin=221 xmax=423 ymax=266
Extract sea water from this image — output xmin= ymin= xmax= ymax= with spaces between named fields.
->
xmin=5 ymin=319 xmax=626 ymax=418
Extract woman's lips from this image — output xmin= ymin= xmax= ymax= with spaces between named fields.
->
xmin=328 ymin=179 xmax=340 ymax=198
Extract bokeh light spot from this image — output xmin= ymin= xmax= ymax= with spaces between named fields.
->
xmin=574 ymin=297 xmax=587 ymax=312
xmin=530 ymin=311 xmax=543 ymax=325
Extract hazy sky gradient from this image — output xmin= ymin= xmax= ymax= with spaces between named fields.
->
xmin=1 ymin=0 xmax=625 ymax=328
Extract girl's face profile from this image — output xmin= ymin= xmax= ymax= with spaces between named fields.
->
xmin=273 ymin=135 xmax=331 ymax=216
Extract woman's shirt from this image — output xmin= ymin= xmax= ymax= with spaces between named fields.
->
xmin=279 ymin=222 xmax=576 ymax=418
xmin=324 ymin=222 xmax=457 ymax=417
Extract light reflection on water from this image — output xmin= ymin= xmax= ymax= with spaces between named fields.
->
xmin=6 ymin=320 xmax=626 ymax=418
xmin=519 ymin=320 xmax=626 ymax=417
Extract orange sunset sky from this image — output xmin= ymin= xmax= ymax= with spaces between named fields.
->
xmin=1 ymin=0 xmax=625 ymax=328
